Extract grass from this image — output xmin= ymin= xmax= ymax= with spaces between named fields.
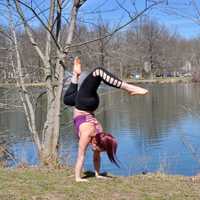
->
xmin=0 ymin=168 xmax=200 ymax=200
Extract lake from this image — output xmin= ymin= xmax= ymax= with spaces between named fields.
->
xmin=1 ymin=83 xmax=200 ymax=176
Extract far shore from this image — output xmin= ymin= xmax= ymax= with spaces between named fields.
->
xmin=126 ymin=76 xmax=192 ymax=84
xmin=0 ymin=77 xmax=193 ymax=88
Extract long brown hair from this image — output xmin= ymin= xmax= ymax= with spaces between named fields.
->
xmin=95 ymin=132 xmax=119 ymax=167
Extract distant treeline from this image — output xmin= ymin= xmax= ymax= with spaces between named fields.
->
xmin=1 ymin=17 xmax=200 ymax=83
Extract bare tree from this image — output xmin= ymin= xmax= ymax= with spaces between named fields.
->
xmin=3 ymin=0 xmax=162 ymax=166
xmin=6 ymin=0 xmax=87 ymax=165
xmin=160 ymin=0 xmax=200 ymax=79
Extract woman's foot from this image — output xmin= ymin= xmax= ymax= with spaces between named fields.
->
xmin=121 ymin=82 xmax=148 ymax=96
xmin=73 ymin=56 xmax=81 ymax=76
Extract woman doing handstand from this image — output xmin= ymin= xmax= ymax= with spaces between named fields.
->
xmin=63 ymin=57 xmax=148 ymax=182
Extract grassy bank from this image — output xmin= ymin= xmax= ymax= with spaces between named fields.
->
xmin=0 ymin=168 xmax=200 ymax=200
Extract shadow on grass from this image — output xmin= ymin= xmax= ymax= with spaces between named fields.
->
xmin=82 ymin=171 xmax=115 ymax=179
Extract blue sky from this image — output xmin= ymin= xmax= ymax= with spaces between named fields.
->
xmin=1 ymin=0 xmax=200 ymax=39
xmin=78 ymin=0 xmax=200 ymax=39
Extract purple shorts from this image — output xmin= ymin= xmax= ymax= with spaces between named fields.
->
xmin=73 ymin=114 xmax=103 ymax=138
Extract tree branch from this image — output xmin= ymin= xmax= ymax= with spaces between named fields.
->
xmin=14 ymin=0 xmax=46 ymax=66
xmin=8 ymin=0 xmax=41 ymax=152
xmin=63 ymin=1 xmax=162 ymax=52
xmin=15 ymin=0 xmax=61 ymax=51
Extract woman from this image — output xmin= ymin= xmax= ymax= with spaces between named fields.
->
xmin=64 ymin=57 xmax=148 ymax=182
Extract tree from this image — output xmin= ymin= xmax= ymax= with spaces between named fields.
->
xmin=2 ymin=0 xmax=162 ymax=166
xmin=161 ymin=0 xmax=200 ymax=78
xmin=6 ymin=0 xmax=87 ymax=166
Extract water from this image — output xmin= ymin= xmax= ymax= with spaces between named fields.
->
xmin=1 ymin=83 xmax=200 ymax=176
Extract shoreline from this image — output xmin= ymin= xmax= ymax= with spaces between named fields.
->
xmin=126 ymin=76 xmax=192 ymax=84
xmin=0 ymin=77 xmax=193 ymax=88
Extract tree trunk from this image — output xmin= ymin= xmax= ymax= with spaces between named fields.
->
xmin=39 ymin=0 xmax=81 ymax=165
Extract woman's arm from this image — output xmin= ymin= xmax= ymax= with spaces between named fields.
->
xmin=93 ymin=150 xmax=109 ymax=179
xmin=75 ymin=123 xmax=95 ymax=182
xmin=75 ymin=136 xmax=89 ymax=182
xmin=93 ymin=150 xmax=100 ymax=176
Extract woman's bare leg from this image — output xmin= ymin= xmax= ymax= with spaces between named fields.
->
xmin=121 ymin=82 xmax=148 ymax=95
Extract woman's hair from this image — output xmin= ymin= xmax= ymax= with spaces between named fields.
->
xmin=95 ymin=132 xmax=119 ymax=167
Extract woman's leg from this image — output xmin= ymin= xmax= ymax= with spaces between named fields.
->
xmin=75 ymin=67 xmax=148 ymax=111
xmin=63 ymin=74 xmax=78 ymax=106
xmin=121 ymin=82 xmax=148 ymax=95
xmin=92 ymin=67 xmax=123 ymax=88
xmin=78 ymin=67 xmax=148 ymax=97
xmin=63 ymin=57 xmax=81 ymax=106
xmin=92 ymin=67 xmax=148 ymax=95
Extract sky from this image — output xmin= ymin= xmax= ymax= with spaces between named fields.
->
xmin=78 ymin=0 xmax=200 ymax=39
xmin=1 ymin=0 xmax=200 ymax=39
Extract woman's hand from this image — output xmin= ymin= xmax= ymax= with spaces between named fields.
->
xmin=95 ymin=174 xmax=109 ymax=180
xmin=76 ymin=178 xmax=89 ymax=182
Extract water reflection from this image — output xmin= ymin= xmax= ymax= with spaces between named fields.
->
xmin=1 ymin=83 xmax=200 ymax=176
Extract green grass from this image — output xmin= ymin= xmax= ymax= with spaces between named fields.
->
xmin=0 ymin=168 xmax=200 ymax=200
